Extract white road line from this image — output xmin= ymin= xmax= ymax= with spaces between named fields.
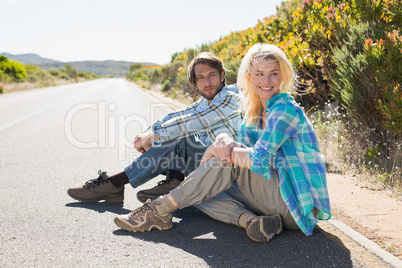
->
xmin=0 ymin=87 xmax=95 ymax=132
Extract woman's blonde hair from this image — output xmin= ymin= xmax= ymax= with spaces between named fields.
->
xmin=237 ymin=43 xmax=296 ymax=126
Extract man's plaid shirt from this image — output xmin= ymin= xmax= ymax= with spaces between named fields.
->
xmin=152 ymin=84 xmax=242 ymax=146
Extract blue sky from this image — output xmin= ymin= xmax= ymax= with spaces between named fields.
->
xmin=1 ymin=0 xmax=283 ymax=65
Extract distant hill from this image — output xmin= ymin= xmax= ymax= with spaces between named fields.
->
xmin=0 ymin=52 xmax=156 ymax=77
xmin=1 ymin=52 xmax=59 ymax=65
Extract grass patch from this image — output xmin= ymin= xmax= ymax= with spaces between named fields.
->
xmin=311 ymin=101 xmax=401 ymax=195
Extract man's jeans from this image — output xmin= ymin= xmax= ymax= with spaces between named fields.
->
xmin=124 ymin=135 xmax=207 ymax=188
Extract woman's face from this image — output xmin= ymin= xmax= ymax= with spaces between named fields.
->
xmin=249 ymin=59 xmax=282 ymax=105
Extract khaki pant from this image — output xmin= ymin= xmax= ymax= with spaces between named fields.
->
xmin=170 ymin=157 xmax=298 ymax=230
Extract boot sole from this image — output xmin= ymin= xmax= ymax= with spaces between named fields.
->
xmin=246 ymin=214 xmax=283 ymax=243
xmin=136 ymin=192 xmax=160 ymax=203
xmin=67 ymin=190 xmax=124 ymax=203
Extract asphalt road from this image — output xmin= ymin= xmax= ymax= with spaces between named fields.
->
xmin=0 ymin=78 xmax=365 ymax=267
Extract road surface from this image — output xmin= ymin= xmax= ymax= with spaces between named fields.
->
xmin=0 ymin=79 xmax=374 ymax=267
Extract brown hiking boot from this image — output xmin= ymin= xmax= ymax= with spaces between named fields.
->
xmin=136 ymin=171 xmax=184 ymax=203
xmin=246 ymin=214 xmax=283 ymax=243
xmin=114 ymin=199 xmax=173 ymax=232
xmin=136 ymin=178 xmax=182 ymax=203
xmin=67 ymin=170 xmax=124 ymax=203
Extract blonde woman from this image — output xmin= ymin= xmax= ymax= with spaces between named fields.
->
xmin=114 ymin=43 xmax=331 ymax=242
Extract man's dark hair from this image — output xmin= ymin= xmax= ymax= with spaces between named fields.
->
xmin=187 ymin=52 xmax=227 ymax=88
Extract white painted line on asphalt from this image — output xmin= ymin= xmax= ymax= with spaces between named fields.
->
xmin=0 ymin=87 xmax=93 ymax=132
xmin=327 ymin=218 xmax=402 ymax=268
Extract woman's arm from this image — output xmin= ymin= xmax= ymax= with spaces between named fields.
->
xmin=200 ymin=133 xmax=252 ymax=169
xmin=231 ymin=147 xmax=252 ymax=169
xmin=200 ymin=133 xmax=236 ymax=165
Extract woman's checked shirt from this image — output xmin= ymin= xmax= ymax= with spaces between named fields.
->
xmin=236 ymin=93 xmax=331 ymax=235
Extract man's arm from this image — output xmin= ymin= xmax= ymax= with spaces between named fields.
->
xmin=153 ymin=90 xmax=240 ymax=144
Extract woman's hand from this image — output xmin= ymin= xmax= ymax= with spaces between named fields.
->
xmin=200 ymin=133 xmax=237 ymax=166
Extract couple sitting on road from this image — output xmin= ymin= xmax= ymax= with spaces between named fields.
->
xmin=68 ymin=43 xmax=331 ymax=242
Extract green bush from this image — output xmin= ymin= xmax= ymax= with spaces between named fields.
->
xmin=330 ymin=21 xmax=401 ymax=185
xmin=0 ymin=56 xmax=27 ymax=82
xmin=26 ymin=65 xmax=42 ymax=82
xmin=64 ymin=65 xmax=77 ymax=80
xmin=0 ymin=69 xmax=5 ymax=82
xmin=58 ymin=70 xmax=70 ymax=80
xmin=77 ymin=72 xmax=91 ymax=79
xmin=161 ymin=75 xmax=174 ymax=93
xmin=126 ymin=64 xmax=162 ymax=85
xmin=48 ymin=69 xmax=60 ymax=77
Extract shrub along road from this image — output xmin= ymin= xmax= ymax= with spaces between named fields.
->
xmin=0 ymin=79 xmax=395 ymax=267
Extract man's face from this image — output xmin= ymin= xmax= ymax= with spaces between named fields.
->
xmin=194 ymin=63 xmax=224 ymax=103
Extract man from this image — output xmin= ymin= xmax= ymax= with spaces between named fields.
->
xmin=67 ymin=52 xmax=242 ymax=203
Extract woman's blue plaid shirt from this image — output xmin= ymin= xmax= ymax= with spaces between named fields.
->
xmin=236 ymin=93 xmax=331 ymax=236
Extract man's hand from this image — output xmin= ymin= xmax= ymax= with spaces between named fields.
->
xmin=134 ymin=135 xmax=146 ymax=153
xmin=200 ymin=133 xmax=237 ymax=166
xmin=140 ymin=132 xmax=153 ymax=152
xmin=134 ymin=131 xmax=162 ymax=153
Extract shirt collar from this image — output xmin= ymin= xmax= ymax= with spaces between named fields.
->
xmin=265 ymin=92 xmax=292 ymax=110
xmin=200 ymin=84 xmax=228 ymax=106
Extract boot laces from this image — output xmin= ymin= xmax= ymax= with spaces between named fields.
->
xmin=84 ymin=170 xmax=109 ymax=189
xmin=130 ymin=202 xmax=155 ymax=217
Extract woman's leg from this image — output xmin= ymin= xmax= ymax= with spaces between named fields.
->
xmin=194 ymin=191 xmax=250 ymax=226
xmin=170 ymin=158 xmax=238 ymax=209
xmin=194 ymin=166 xmax=297 ymax=230
xmin=228 ymin=167 xmax=298 ymax=230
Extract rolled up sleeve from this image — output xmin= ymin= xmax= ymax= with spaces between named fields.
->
xmin=152 ymin=91 xmax=240 ymax=146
